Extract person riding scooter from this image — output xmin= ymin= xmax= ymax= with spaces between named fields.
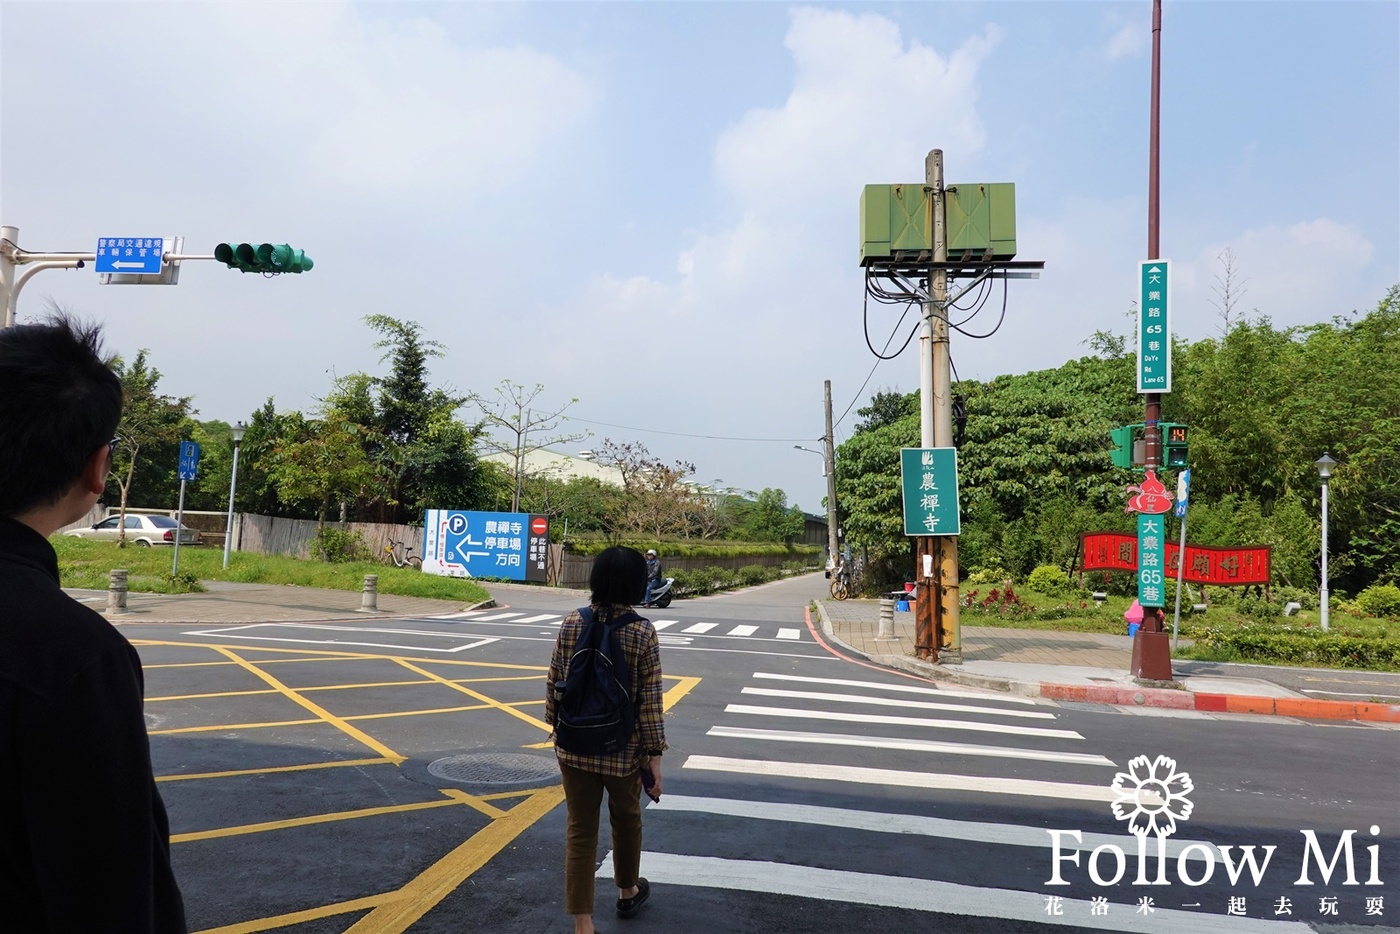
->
xmin=644 ymin=549 xmax=662 ymax=605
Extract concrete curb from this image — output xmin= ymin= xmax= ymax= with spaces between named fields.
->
xmin=811 ymin=602 xmax=1400 ymax=724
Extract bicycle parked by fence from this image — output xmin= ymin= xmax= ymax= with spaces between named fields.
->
xmin=384 ymin=539 xmax=422 ymax=570
xmin=829 ymin=561 xmax=852 ymax=600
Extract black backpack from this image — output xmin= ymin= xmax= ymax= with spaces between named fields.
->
xmin=553 ymin=607 xmax=642 ymax=756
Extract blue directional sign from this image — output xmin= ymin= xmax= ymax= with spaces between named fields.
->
xmin=1137 ymin=259 xmax=1172 ymax=393
xmin=96 ymin=237 xmax=165 ymax=275
xmin=423 ymin=509 xmax=549 ymax=582
xmin=1174 ymin=469 xmax=1191 ymax=518
xmin=177 ymin=441 xmax=201 ymax=481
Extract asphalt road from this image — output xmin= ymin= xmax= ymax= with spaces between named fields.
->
xmin=122 ymin=575 xmax=1399 ymax=933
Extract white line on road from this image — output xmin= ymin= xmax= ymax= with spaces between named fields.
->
xmin=508 ymin=613 xmax=560 ymax=624
xmin=683 ymin=755 xmax=1129 ymax=803
xmin=742 ymin=686 xmax=1057 ymax=719
xmin=725 ymin=704 xmax=1083 ymax=739
xmin=706 ymin=725 xmax=1115 ymax=766
xmin=753 ymin=671 xmax=1041 ymax=705
xmin=594 ymin=853 xmax=1309 ymax=932
xmin=727 ymin=625 xmax=759 ymax=637
xmin=650 ymin=795 xmax=1217 ymax=860
xmin=650 ymin=620 xmax=679 ymax=630
xmin=682 ymin=623 xmax=718 ymax=634
xmin=180 ymin=624 xmax=499 ymax=655
xmin=457 ymin=611 xmax=526 ymax=622
xmin=1301 ymin=689 xmax=1400 ymax=699
xmin=776 ymin=628 xmax=801 ymax=640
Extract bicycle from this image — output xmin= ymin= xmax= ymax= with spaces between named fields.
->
xmin=384 ymin=539 xmax=422 ymax=570
xmin=829 ymin=563 xmax=851 ymax=601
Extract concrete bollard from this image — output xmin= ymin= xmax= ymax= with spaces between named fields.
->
xmin=106 ymin=568 xmax=129 ymax=614
xmin=877 ymin=597 xmax=897 ymax=641
xmin=359 ymin=574 xmax=379 ymax=612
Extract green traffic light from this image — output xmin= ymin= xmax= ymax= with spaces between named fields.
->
xmin=215 ymin=241 xmax=313 ymax=274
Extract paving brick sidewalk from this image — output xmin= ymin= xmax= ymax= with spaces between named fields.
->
xmin=815 ymin=597 xmax=1400 ymax=724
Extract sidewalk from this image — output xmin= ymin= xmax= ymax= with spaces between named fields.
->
xmin=816 ymin=597 xmax=1400 ymax=725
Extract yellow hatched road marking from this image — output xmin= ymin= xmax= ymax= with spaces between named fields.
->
xmin=149 ymin=673 xmax=543 ymax=704
xmin=391 ymin=658 xmax=553 ymax=734
xmin=194 ymin=894 xmax=387 ymax=934
xmin=342 ymin=786 xmax=565 ymax=933
xmin=135 ymin=638 xmax=547 ymax=671
xmin=437 ymin=787 xmax=509 ymax=820
xmin=212 ymin=646 xmax=405 ymax=764
xmin=157 ymin=757 xmax=393 ymax=783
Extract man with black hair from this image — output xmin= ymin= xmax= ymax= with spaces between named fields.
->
xmin=0 ymin=316 xmax=187 ymax=932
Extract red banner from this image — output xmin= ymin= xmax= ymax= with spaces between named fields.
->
xmin=1078 ymin=531 xmax=1271 ymax=586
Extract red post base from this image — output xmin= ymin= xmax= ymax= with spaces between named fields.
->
xmin=1130 ymin=629 xmax=1173 ymax=681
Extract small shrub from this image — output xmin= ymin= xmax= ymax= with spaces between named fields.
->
xmin=1026 ymin=564 xmax=1071 ymax=595
xmin=966 ymin=566 xmax=1012 ymax=586
xmin=738 ymin=565 xmax=769 ymax=586
xmin=1355 ymin=584 xmax=1400 ymax=619
xmin=163 ymin=572 xmax=206 ymax=594
xmin=1236 ymin=594 xmax=1282 ymax=621
xmin=311 ymin=527 xmax=370 ymax=563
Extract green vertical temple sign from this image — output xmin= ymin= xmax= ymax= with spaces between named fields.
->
xmin=900 ymin=448 xmax=962 ymax=536
xmin=1137 ymin=259 xmax=1171 ymax=393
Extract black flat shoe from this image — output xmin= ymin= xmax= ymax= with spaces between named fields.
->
xmin=616 ymin=878 xmax=650 ymax=918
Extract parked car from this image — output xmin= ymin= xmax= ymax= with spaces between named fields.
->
xmin=64 ymin=514 xmax=203 ymax=547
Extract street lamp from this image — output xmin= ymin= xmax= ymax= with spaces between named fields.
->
xmin=222 ymin=421 xmax=247 ymax=569
xmin=1315 ymin=453 xmax=1337 ymax=631
xmin=793 ymin=444 xmax=827 ymax=476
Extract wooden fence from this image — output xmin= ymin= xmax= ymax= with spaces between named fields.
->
xmin=233 ymin=514 xmax=423 ymax=561
xmin=553 ymin=551 xmax=808 ymax=589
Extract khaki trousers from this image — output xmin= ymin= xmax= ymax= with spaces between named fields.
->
xmin=559 ymin=761 xmax=643 ymax=915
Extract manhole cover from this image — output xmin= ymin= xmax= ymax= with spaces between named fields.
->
xmin=427 ymin=752 xmax=559 ymax=788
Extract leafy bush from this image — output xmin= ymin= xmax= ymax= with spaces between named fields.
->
xmin=965 ymin=566 xmax=1012 ymax=586
xmin=1236 ymin=594 xmax=1282 ymax=621
xmin=1272 ymin=585 xmax=1318 ymax=612
xmin=1026 ymin=564 xmax=1071 ymax=595
xmin=1355 ymin=584 xmax=1400 ymax=619
xmin=311 ymin=527 xmax=370 ymax=563
xmin=960 ymin=585 xmax=1033 ymax=620
xmin=1189 ymin=622 xmax=1400 ymax=671
xmin=738 ymin=565 xmax=770 ymax=586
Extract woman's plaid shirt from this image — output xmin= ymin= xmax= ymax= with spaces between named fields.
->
xmin=545 ymin=604 xmax=668 ymax=777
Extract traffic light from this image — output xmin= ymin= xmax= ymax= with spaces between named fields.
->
xmin=1109 ymin=425 xmax=1136 ymax=468
xmin=1163 ymin=423 xmax=1189 ymax=467
xmin=214 ymin=242 xmax=314 ymax=274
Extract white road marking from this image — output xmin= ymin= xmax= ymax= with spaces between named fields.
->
xmin=594 ymin=853 xmax=1308 ymax=932
xmin=727 ymin=625 xmax=759 ymax=637
xmin=725 ymin=704 xmax=1083 ymax=739
xmin=1301 ymin=688 xmax=1400 ymax=699
xmin=458 ymin=611 xmax=527 ymax=622
xmin=776 ymin=628 xmax=801 ymax=640
xmin=650 ymin=620 xmax=679 ymax=630
xmin=180 ymin=624 xmax=499 ymax=655
xmin=706 ymin=725 xmax=1115 ymax=766
xmin=651 ymin=795 xmax=1217 ymax=860
xmin=753 ymin=671 xmax=1041 ymax=705
xmin=683 ymin=755 xmax=1130 ymax=803
xmin=742 ymin=686 xmax=1057 ymax=719
xmin=509 ymin=613 xmax=559 ymax=624
xmin=682 ymin=623 xmax=718 ymax=634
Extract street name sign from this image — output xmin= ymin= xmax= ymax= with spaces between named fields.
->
xmin=1137 ymin=513 xmax=1167 ymax=607
xmin=900 ymin=447 xmax=961 ymax=536
xmin=1137 ymin=259 xmax=1172 ymax=393
xmin=96 ymin=237 xmax=165 ymax=275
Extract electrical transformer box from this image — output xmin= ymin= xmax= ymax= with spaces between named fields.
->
xmin=946 ymin=182 xmax=1017 ymax=261
xmin=859 ymin=183 xmax=932 ymax=266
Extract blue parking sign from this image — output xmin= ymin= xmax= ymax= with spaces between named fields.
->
xmin=178 ymin=441 xmax=200 ymax=481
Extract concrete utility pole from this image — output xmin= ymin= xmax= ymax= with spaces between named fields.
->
xmin=823 ymin=380 xmax=839 ymax=566
xmin=914 ymin=150 xmax=961 ymax=664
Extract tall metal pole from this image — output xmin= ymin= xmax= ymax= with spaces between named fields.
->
xmin=172 ymin=479 xmax=188 ymax=577
xmin=823 ymin=380 xmax=839 ymax=566
xmin=222 ymin=429 xmax=245 ymax=569
xmin=1320 ymin=476 xmax=1330 ymax=631
xmin=1 ymin=226 xmax=19 ymax=328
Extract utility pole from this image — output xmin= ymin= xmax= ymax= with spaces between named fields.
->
xmin=914 ymin=150 xmax=961 ymax=664
xmin=823 ymin=380 xmax=839 ymax=566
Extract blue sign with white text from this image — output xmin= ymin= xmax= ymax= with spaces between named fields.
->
xmin=178 ymin=441 xmax=200 ymax=481
xmin=422 ymin=509 xmax=549 ymax=582
xmin=96 ymin=237 xmax=164 ymax=275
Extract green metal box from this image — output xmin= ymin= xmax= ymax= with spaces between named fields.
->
xmin=946 ymin=182 xmax=1017 ymax=261
xmin=859 ymin=183 xmax=932 ymax=266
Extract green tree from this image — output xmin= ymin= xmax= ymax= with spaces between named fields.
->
xmin=267 ymin=379 xmax=387 ymax=528
xmin=106 ymin=350 xmax=193 ymax=545
xmin=470 ymin=380 xmax=588 ymax=513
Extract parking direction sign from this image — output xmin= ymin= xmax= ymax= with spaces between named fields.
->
xmin=422 ymin=509 xmax=549 ymax=582
xmin=900 ymin=447 xmax=961 ymax=536
xmin=1137 ymin=259 xmax=1172 ymax=393
xmin=96 ymin=238 xmax=165 ymax=275
xmin=178 ymin=441 xmax=201 ymax=481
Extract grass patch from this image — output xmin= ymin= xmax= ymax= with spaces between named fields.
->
xmin=52 ymin=538 xmax=491 ymax=604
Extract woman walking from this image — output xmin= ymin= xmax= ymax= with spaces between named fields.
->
xmin=546 ymin=546 xmax=667 ymax=933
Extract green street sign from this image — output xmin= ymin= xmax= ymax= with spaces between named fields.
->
xmin=900 ymin=447 xmax=961 ymax=536
xmin=1137 ymin=512 xmax=1167 ymax=607
xmin=1137 ymin=259 xmax=1172 ymax=393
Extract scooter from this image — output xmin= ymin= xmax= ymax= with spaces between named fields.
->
xmin=641 ymin=577 xmax=675 ymax=609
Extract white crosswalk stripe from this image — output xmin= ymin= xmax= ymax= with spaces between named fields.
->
xmin=726 ymin=625 xmax=759 ymax=636
xmin=681 ymin=622 xmax=717 ymax=633
xmin=775 ymin=627 xmax=801 ymax=639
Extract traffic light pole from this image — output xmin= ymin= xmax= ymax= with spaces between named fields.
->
xmin=1 ymin=226 xmax=215 ymax=328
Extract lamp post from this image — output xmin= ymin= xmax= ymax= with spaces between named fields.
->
xmin=795 ymin=442 xmax=840 ymax=567
xmin=222 ymin=421 xmax=247 ymax=569
xmin=1315 ymin=453 xmax=1336 ymax=631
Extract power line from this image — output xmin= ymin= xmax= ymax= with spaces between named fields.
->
xmin=563 ymin=415 xmax=813 ymax=444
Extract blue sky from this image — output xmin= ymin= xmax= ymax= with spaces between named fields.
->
xmin=3 ymin=1 xmax=1396 ymax=514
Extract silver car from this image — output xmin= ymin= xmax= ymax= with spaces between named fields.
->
xmin=65 ymin=514 xmax=203 ymax=547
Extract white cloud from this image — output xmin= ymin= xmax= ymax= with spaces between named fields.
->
xmin=1105 ymin=23 xmax=1147 ymax=62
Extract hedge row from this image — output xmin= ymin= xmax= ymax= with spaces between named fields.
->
xmin=671 ymin=562 xmax=814 ymax=597
xmin=564 ymin=537 xmax=822 ymax=559
xmin=1188 ymin=622 xmax=1400 ymax=671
